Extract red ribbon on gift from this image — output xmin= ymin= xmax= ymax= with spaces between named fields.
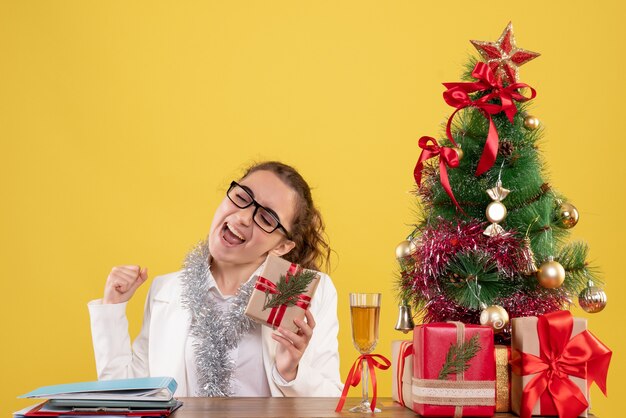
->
xmin=254 ymin=263 xmax=312 ymax=328
xmin=396 ymin=342 xmax=414 ymax=407
xmin=510 ymin=310 xmax=612 ymax=418
xmin=335 ymin=354 xmax=391 ymax=413
xmin=414 ymin=136 xmax=464 ymax=214
xmin=443 ymin=62 xmax=536 ymax=176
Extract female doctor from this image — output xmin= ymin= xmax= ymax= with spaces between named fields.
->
xmin=88 ymin=161 xmax=343 ymax=397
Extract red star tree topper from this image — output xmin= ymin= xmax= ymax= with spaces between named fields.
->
xmin=470 ymin=22 xmax=540 ymax=84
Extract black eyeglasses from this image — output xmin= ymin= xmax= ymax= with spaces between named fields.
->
xmin=226 ymin=181 xmax=292 ymax=239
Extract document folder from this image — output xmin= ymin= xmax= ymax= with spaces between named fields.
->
xmin=19 ymin=377 xmax=177 ymax=402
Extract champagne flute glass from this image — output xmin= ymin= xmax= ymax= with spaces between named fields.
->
xmin=349 ymin=293 xmax=381 ymax=413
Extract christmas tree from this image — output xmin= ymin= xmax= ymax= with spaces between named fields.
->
xmin=396 ymin=22 xmax=607 ymax=344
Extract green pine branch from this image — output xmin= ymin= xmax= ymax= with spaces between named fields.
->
xmin=443 ymin=251 xmax=505 ymax=309
xmin=263 ymin=270 xmax=316 ymax=310
xmin=438 ymin=334 xmax=481 ymax=380
xmin=557 ymin=241 xmax=603 ymax=291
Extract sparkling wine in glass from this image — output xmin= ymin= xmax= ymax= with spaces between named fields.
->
xmin=349 ymin=293 xmax=381 ymax=413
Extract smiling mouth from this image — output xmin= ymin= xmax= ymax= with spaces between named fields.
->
xmin=222 ymin=222 xmax=246 ymax=245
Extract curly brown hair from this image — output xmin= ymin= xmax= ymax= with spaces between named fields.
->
xmin=241 ymin=161 xmax=331 ymax=272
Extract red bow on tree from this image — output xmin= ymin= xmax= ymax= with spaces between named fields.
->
xmin=414 ymin=136 xmax=464 ymax=213
xmin=510 ymin=310 xmax=612 ymax=418
xmin=443 ymin=62 xmax=536 ymax=176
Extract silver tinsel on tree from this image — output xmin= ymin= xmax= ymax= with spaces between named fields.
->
xmin=180 ymin=241 xmax=257 ymax=396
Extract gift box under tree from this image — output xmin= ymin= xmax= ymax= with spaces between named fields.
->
xmin=412 ymin=322 xmax=496 ymax=417
xmin=495 ymin=344 xmax=511 ymax=413
xmin=391 ymin=340 xmax=413 ymax=408
xmin=510 ymin=310 xmax=611 ymax=418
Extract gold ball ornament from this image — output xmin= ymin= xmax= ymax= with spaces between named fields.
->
xmin=486 ymin=201 xmax=508 ymax=223
xmin=395 ymin=240 xmax=416 ymax=259
xmin=557 ymin=202 xmax=579 ymax=229
xmin=479 ymin=304 xmax=510 ymax=333
xmin=537 ymin=257 xmax=565 ymax=288
xmin=578 ymin=281 xmax=607 ymax=313
xmin=523 ymin=115 xmax=540 ymax=130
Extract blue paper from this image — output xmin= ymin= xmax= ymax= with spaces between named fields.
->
xmin=18 ymin=376 xmax=177 ymax=401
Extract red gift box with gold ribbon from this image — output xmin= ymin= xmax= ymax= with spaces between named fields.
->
xmin=412 ymin=322 xmax=496 ymax=417
xmin=244 ymin=254 xmax=320 ymax=334
xmin=510 ymin=311 xmax=611 ymax=418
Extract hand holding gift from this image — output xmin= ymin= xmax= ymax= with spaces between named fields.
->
xmin=272 ymin=309 xmax=316 ymax=381
xmin=244 ymin=255 xmax=322 ymax=382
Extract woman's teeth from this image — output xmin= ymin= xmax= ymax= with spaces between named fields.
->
xmin=226 ymin=223 xmax=246 ymax=242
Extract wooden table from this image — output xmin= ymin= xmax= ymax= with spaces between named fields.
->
xmin=171 ymin=397 xmax=597 ymax=417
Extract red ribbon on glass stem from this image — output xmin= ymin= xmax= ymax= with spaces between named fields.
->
xmin=335 ymin=354 xmax=391 ymax=412
xmin=443 ymin=61 xmax=536 ymax=176
xmin=414 ymin=136 xmax=464 ymax=214
xmin=254 ymin=263 xmax=311 ymax=328
xmin=510 ymin=310 xmax=612 ymax=418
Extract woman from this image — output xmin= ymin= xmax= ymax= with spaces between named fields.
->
xmin=88 ymin=161 xmax=342 ymax=397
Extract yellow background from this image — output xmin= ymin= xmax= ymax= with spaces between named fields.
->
xmin=1 ymin=1 xmax=623 ymax=416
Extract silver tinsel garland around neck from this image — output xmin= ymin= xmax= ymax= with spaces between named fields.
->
xmin=180 ymin=241 xmax=257 ymax=397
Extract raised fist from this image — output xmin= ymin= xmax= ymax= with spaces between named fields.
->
xmin=102 ymin=265 xmax=148 ymax=304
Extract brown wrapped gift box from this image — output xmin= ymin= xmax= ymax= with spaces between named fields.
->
xmin=391 ymin=340 xmax=413 ymax=408
xmin=511 ymin=315 xmax=588 ymax=417
xmin=244 ymin=254 xmax=320 ymax=334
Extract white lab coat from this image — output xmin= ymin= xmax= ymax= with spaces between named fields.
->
xmin=88 ymin=270 xmax=343 ymax=397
